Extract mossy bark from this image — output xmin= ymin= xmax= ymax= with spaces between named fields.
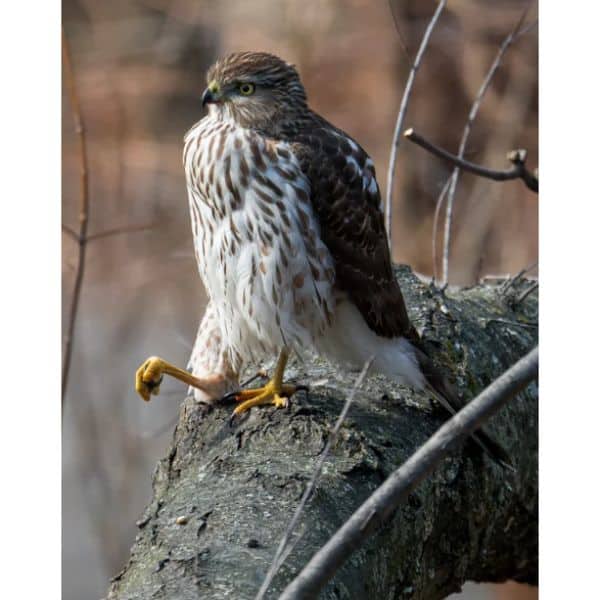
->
xmin=106 ymin=266 xmax=538 ymax=600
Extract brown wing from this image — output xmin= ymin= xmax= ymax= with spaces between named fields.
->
xmin=288 ymin=119 xmax=512 ymax=468
xmin=291 ymin=117 xmax=417 ymax=340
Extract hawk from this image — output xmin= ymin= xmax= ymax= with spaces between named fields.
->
xmin=135 ymin=52 xmax=508 ymax=465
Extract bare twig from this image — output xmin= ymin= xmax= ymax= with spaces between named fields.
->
xmin=404 ymin=129 xmax=539 ymax=193
xmin=439 ymin=7 xmax=537 ymax=285
xmin=501 ymin=260 xmax=538 ymax=294
xmin=384 ymin=0 xmax=446 ymax=248
xmin=61 ymin=33 xmax=156 ymax=413
xmin=279 ymin=346 xmax=538 ymax=600
xmin=255 ymin=357 xmax=375 ymax=600
xmin=486 ymin=318 xmax=538 ymax=330
xmin=86 ymin=222 xmax=157 ymax=242
xmin=431 ymin=175 xmax=452 ymax=284
xmin=63 ymin=222 xmax=157 ymax=243
xmin=514 ymin=281 xmax=539 ymax=306
xmin=387 ymin=0 xmax=411 ymax=59
xmin=62 ymin=27 xmax=89 ymax=412
xmin=62 ymin=223 xmax=79 ymax=242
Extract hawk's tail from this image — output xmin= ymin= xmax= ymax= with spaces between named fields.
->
xmin=414 ymin=346 xmax=514 ymax=471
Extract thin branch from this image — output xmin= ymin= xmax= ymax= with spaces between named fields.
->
xmin=61 ymin=223 xmax=79 ymax=242
xmin=255 ymin=357 xmax=375 ymax=600
xmin=501 ymin=259 xmax=538 ymax=294
xmin=384 ymin=0 xmax=446 ymax=248
xmin=279 ymin=346 xmax=538 ymax=600
xmin=440 ymin=6 xmax=537 ymax=285
xmin=62 ymin=27 xmax=90 ymax=413
xmin=86 ymin=222 xmax=157 ymax=242
xmin=431 ymin=175 xmax=452 ymax=284
xmin=387 ymin=0 xmax=411 ymax=60
xmin=514 ymin=281 xmax=539 ymax=306
xmin=486 ymin=318 xmax=538 ymax=330
xmin=404 ymin=129 xmax=539 ymax=193
xmin=61 ymin=33 xmax=155 ymax=414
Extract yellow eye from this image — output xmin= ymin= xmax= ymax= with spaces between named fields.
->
xmin=239 ymin=82 xmax=255 ymax=96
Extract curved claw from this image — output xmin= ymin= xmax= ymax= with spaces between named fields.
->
xmin=135 ymin=357 xmax=165 ymax=402
xmin=222 ymin=390 xmax=242 ymax=404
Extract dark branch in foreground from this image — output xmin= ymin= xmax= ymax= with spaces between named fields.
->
xmin=280 ymin=346 xmax=538 ymax=599
xmin=404 ymin=128 xmax=538 ymax=193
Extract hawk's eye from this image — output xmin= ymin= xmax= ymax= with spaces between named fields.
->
xmin=239 ymin=83 xmax=255 ymax=96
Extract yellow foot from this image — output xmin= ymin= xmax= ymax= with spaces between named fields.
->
xmin=136 ymin=356 xmax=165 ymax=401
xmin=135 ymin=355 xmax=228 ymax=402
xmin=225 ymin=380 xmax=306 ymax=417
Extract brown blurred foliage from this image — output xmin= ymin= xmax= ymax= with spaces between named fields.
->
xmin=62 ymin=1 xmax=538 ymax=599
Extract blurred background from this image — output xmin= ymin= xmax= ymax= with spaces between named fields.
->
xmin=62 ymin=1 xmax=538 ymax=598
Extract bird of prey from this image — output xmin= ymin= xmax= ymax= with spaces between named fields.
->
xmin=135 ymin=51 xmax=508 ymax=465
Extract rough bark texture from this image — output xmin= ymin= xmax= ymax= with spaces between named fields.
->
xmin=106 ymin=265 xmax=538 ymax=600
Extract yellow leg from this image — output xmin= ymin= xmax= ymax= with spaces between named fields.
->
xmin=135 ymin=355 xmax=227 ymax=402
xmin=228 ymin=350 xmax=303 ymax=416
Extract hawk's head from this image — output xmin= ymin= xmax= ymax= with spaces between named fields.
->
xmin=202 ymin=52 xmax=308 ymax=129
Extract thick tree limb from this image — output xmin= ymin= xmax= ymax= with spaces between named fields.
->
xmin=280 ymin=346 xmax=538 ymax=599
xmin=106 ymin=266 xmax=538 ymax=600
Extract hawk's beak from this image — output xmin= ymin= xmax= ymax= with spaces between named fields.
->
xmin=202 ymin=87 xmax=220 ymax=106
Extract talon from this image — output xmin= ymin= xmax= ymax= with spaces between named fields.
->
xmin=231 ymin=382 xmax=302 ymax=416
xmin=135 ymin=357 xmax=166 ymax=402
xmin=272 ymin=394 xmax=288 ymax=409
xmin=222 ymin=390 xmax=242 ymax=404
xmin=147 ymin=375 xmax=163 ymax=391
xmin=223 ymin=351 xmax=307 ymax=417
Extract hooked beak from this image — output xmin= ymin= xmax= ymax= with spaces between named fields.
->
xmin=202 ymin=87 xmax=220 ymax=107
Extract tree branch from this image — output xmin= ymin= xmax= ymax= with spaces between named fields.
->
xmin=431 ymin=175 xmax=452 ymax=284
xmin=62 ymin=32 xmax=159 ymax=414
xmin=514 ymin=281 xmax=539 ymax=306
xmin=62 ymin=223 xmax=79 ymax=242
xmin=280 ymin=346 xmax=538 ymax=599
xmin=61 ymin=27 xmax=89 ymax=412
xmin=384 ymin=0 xmax=446 ymax=248
xmin=86 ymin=222 xmax=158 ymax=242
xmin=439 ymin=5 xmax=537 ymax=284
xmin=404 ymin=129 xmax=539 ymax=194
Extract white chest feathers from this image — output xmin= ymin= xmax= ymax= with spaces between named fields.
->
xmin=183 ymin=117 xmax=336 ymax=368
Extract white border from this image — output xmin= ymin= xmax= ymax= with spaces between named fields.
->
xmin=540 ymin=1 xmax=600 ymax=597
xmin=1 ymin=2 xmax=61 ymax=598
